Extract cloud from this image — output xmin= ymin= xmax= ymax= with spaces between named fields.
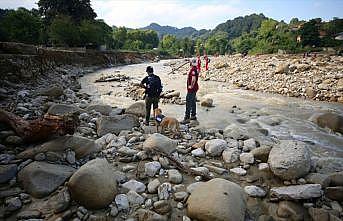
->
xmin=0 ymin=0 xmax=37 ymax=9
xmin=0 ymin=0 xmax=250 ymax=29
xmin=92 ymin=0 xmax=251 ymax=29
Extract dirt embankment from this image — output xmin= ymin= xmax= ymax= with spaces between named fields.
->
xmin=0 ymin=42 xmax=156 ymax=83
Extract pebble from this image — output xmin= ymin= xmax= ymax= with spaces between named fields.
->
xmin=122 ymin=180 xmax=146 ymax=193
xmin=167 ymin=169 xmax=183 ymax=184
xmin=158 ymin=182 xmax=172 ymax=200
xmin=230 ymin=167 xmax=247 ymax=176
xmin=115 ymin=194 xmax=129 ymax=211
xmin=6 ymin=197 xmax=22 ymax=212
xmin=145 ymin=161 xmax=161 ymax=177
xmin=148 ymin=178 xmax=161 ymax=193
xmin=244 ymin=185 xmax=267 ymax=198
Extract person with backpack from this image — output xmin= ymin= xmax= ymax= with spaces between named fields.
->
xmin=182 ymin=59 xmax=199 ymax=124
xmin=140 ymin=66 xmax=163 ymax=126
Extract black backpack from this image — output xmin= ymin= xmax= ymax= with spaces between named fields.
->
xmin=146 ymin=75 xmax=162 ymax=97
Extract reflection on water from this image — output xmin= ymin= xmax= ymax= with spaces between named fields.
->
xmin=80 ymin=60 xmax=343 ymax=157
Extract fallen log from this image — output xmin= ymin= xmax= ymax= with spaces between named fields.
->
xmin=0 ymin=109 xmax=80 ymax=143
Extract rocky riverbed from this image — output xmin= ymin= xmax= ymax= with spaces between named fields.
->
xmin=0 ymin=54 xmax=343 ymax=221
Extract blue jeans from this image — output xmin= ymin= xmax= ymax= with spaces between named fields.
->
xmin=185 ymin=92 xmax=196 ymax=119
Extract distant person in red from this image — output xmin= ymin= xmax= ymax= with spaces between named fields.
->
xmin=182 ymin=59 xmax=199 ymax=123
xmin=204 ymin=53 xmax=209 ymax=71
xmin=196 ymin=54 xmax=201 ymax=73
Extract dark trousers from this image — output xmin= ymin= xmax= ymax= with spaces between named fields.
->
xmin=145 ymin=96 xmax=159 ymax=122
xmin=185 ymin=92 xmax=196 ymax=119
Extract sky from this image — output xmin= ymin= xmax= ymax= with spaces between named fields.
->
xmin=0 ymin=0 xmax=342 ymax=30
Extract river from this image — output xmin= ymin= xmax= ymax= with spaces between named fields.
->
xmin=79 ymin=59 xmax=343 ymax=158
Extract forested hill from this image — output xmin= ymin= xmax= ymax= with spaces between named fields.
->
xmin=212 ymin=13 xmax=267 ymax=40
xmin=140 ymin=14 xmax=267 ymax=39
xmin=140 ymin=23 xmax=208 ymax=39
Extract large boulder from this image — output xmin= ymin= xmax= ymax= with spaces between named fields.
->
xmin=86 ymin=104 xmax=113 ymax=115
xmin=67 ymin=158 xmax=117 ymax=209
xmin=47 ymin=104 xmax=84 ymax=116
xmin=270 ymin=184 xmax=322 ymax=200
xmin=205 ymin=139 xmax=227 ymax=156
xmin=18 ymin=161 xmax=75 ymax=198
xmin=0 ymin=164 xmax=17 ymax=184
xmin=275 ymin=63 xmax=289 ymax=74
xmin=38 ymin=85 xmax=64 ymax=98
xmin=312 ymin=112 xmax=343 ymax=134
xmin=268 ymin=140 xmax=311 ymax=180
xmin=125 ymin=102 xmax=146 ymax=117
xmin=97 ymin=114 xmax=140 ymax=136
xmin=17 ymin=135 xmax=101 ymax=160
xmin=187 ymin=178 xmax=246 ymax=221
xmin=143 ymin=133 xmax=177 ymax=155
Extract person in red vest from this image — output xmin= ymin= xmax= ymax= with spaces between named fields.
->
xmin=196 ymin=54 xmax=201 ymax=74
xmin=204 ymin=53 xmax=209 ymax=71
xmin=182 ymin=59 xmax=199 ymax=123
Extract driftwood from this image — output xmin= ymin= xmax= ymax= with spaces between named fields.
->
xmin=167 ymin=62 xmax=189 ymax=75
xmin=0 ymin=109 xmax=79 ymax=143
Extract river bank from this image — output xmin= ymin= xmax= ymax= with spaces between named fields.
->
xmin=0 ymin=51 xmax=342 ymax=221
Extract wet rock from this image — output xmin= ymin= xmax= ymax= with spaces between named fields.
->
xmin=67 ymin=158 xmax=117 ymax=209
xmin=244 ymin=185 xmax=267 ymax=198
xmin=314 ymin=112 xmax=343 ymax=133
xmin=127 ymin=190 xmax=145 ymax=206
xmin=47 ymin=103 xmax=83 ymax=116
xmin=258 ymin=163 xmax=269 ymax=171
xmin=0 ymin=164 xmax=17 ymax=184
xmin=66 ymin=150 xmax=76 ymax=164
xmin=18 ymin=135 xmax=100 ymax=160
xmin=187 ymin=178 xmax=246 ymax=221
xmin=251 ymin=146 xmax=271 ymax=162
xmin=325 ymin=186 xmax=343 ymax=201
xmin=153 ymin=200 xmax=171 ymax=214
xmin=268 ymin=140 xmax=311 ymax=180
xmin=174 ymin=191 xmax=189 ymax=201
xmin=168 ymin=169 xmax=183 ymax=184
xmin=305 ymin=173 xmax=331 ymax=188
xmin=270 ymin=184 xmax=322 ymax=200
xmin=16 ymin=210 xmax=42 ymax=219
xmin=122 ymin=180 xmax=146 ymax=193
xmin=148 ymin=178 xmax=161 ymax=193
xmin=222 ymin=148 xmax=240 ymax=163
xmin=18 ymin=161 xmax=75 ymax=198
xmin=200 ymin=98 xmax=213 ymax=107
xmin=5 ymin=197 xmax=22 ymax=212
xmin=240 ymin=153 xmax=254 ymax=164
xmin=143 ymin=133 xmax=177 ymax=155
xmin=205 ymin=139 xmax=227 ymax=156
xmin=5 ymin=135 xmax=23 ymax=145
xmin=115 ymin=194 xmax=129 ymax=211
xmin=329 ymin=171 xmax=343 ymax=186
xmin=86 ymin=104 xmax=112 ymax=115
xmin=125 ymin=101 xmax=146 ymax=117
xmin=277 ymin=201 xmax=305 ymax=221
xmin=136 ymin=209 xmax=167 ymax=221
xmin=145 ymin=161 xmax=161 ymax=177
xmin=191 ymin=148 xmax=205 ymax=157
xmin=314 ymin=157 xmax=343 ymax=174
xmin=243 ymin=138 xmax=257 ymax=151
xmin=96 ymin=114 xmax=139 ymax=136
xmin=230 ymin=167 xmax=247 ymax=176
xmin=158 ymin=182 xmax=172 ymax=200
xmin=39 ymin=85 xmax=64 ymax=97
xmin=308 ymin=207 xmax=329 ymax=221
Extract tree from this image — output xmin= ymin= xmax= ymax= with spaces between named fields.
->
xmin=290 ymin=18 xmax=299 ymax=25
xmin=79 ymin=19 xmax=112 ymax=47
xmin=49 ymin=15 xmax=80 ymax=46
xmin=113 ymin=27 xmax=128 ymax=49
xmin=205 ymin=32 xmax=230 ymax=55
xmin=38 ymin=0 xmax=97 ymax=24
xmin=0 ymin=8 xmax=42 ymax=44
xmin=299 ymin=19 xmax=320 ymax=47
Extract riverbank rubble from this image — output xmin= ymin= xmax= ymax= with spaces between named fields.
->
xmin=0 ymin=54 xmax=342 ymax=221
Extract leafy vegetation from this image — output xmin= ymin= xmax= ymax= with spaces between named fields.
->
xmin=0 ymin=1 xmax=342 ymax=56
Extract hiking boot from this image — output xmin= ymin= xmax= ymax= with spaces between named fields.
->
xmin=190 ymin=116 xmax=197 ymax=120
xmin=181 ymin=118 xmax=190 ymax=124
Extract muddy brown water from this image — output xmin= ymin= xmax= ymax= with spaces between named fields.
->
xmin=79 ymin=59 xmax=343 ymax=157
